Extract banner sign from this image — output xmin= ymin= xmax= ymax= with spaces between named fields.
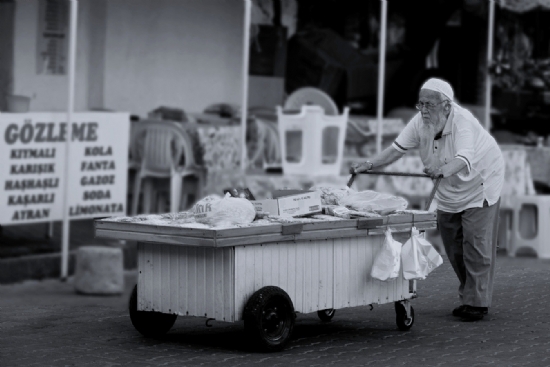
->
xmin=36 ymin=0 xmax=69 ymax=75
xmin=0 ymin=112 xmax=129 ymax=225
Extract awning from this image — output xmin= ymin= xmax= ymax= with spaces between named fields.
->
xmin=498 ymin=0 xmax=550 ymax=13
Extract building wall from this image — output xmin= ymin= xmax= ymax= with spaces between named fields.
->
xmin=86 ymin=0 xmax=107 ymax=111
xmin=13 ymin=0 xmax=93 ymax=112
xmin=12 ymin=0 xmax=246 ymax=116
xmin=102 ymin=0 xmax=245 ymax=116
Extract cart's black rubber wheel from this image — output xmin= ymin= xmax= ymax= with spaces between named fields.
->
xmin=243 ymin=286 xmax=295 ymax=352
xmin=317 ymin=309 xmax=336 ymax=322
xmin=394 ymin=302 xmax=414 ymax=331
xmin=129 ymin=285 xmax=177 ymax=337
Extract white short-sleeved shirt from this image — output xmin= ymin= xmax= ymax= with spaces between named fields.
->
xmin=392 ymin=103 xmax=505 ymax=213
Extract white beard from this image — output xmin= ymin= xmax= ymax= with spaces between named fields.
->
xmin=420 ymin=120 xmax=437 ymax=145
xmin=420 ymin=112 xmax=447 ymax=144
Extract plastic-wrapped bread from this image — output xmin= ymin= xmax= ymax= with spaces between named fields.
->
xmin=310 ymin=185 xmax=355 ymax=205
xmin=338 ymin=190 xmax=408 ymax=216
xmin=193 ymin=193 xmax=256 ymax=227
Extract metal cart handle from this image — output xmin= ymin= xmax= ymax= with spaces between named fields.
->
xmin=347 ymin=171 xmax=442 ymax=211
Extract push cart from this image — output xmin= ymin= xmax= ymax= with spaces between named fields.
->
xmin=95 ymin=172 xmax=440 ymax=351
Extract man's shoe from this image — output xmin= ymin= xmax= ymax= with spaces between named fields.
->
xmin=452 ymin=305 xmax=467 ymax=317
xmin=460 ymin=306 xmax=485 ymax=321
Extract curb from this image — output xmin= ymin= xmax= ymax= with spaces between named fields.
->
xmin=0 ymin=252 xmax=76 ymax=284
xmin=0 ymin=241 xmax=137 ymax=284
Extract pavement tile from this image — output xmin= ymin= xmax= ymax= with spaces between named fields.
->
xmin=2 ymin=254 xmax=550 ymax=366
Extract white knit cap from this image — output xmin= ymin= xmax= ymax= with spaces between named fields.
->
xmin=421 ymin=78 xmax=454 ymax=101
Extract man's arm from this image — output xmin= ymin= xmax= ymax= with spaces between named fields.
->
xmin=351 ymin=146 xmax=405 ymax=173
xmin=424 ymin=158 xmax=467 ymax=178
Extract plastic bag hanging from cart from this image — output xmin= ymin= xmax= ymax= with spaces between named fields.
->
xmin=401 ymin=227 xmax=443 ymax=280
xmin=371 ymin=228 xmax=403 ymax=281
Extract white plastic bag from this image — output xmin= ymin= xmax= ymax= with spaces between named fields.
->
xmin=401 ymin=227 xmax=443 ymax=280
xmin=193 ymin=193 xmax=256 ymax=227
xmin=310 ymin=184 xmax=355 ymax=205
xmin=371 ymin=228 xmax=402 ymax=281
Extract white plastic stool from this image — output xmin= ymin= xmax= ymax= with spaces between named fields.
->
xmin=74 ymin=246 xmax=124 ymax=295
xmin=277 ymin=105 xmax=349 ymax=176
xmin=507 ymin=195 xmax=550 ymax=259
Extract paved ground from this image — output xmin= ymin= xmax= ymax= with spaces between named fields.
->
xmin=0 ymin=220 xmax=116 ymax=258
xmin=0 ymin=220 xmax=137 ymax=283
xmin=1 ymin=252 xmax=550 ymax=367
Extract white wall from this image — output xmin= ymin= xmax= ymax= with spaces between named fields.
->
xmin=13 ymin=0 xmax=246 ymax=116
xmin=13 ymin=0 xmax=94 ymax=112
xmin=103 ymin=0 xmax=245 ymax=116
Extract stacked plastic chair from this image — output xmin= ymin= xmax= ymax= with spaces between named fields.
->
xmin=130 ymin=120 xmax=206 ymax=215
xmin=500 ymin=147 xmax=550 ymax=258
xmin=284 ymin=87 xmax=339 ymax=116
xmin=277 ymin=105 xmax=349 ymax=177
xmin=278 ymin=87 xmax=349 ymax=176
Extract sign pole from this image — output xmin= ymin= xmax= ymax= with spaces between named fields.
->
xmin=240 ymin=0 xmax=252 ymax=172
xmin=376 ymin=0 xmax=388 ymax=154
xmin=485 ymin=0 xmax=495 ymax=131
xmin=61 ymin=0 xmax=78 ymax=280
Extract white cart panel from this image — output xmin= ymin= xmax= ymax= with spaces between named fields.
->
xmin=136 ymin=232 xmax=416 ymax=323
xmin=138 ymin=243 xmax=235 ymax=322
xmin=234 ymin=239 xmax=335 ymax=318
xmin=99 ymin=214 xmax=434 ymax=324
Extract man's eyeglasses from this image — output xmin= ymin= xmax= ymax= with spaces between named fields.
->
xmin=415 ymin=100 xmax=448 ymax=111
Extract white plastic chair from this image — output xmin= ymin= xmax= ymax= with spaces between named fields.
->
xmin=277 ymin=105 xmax=349 ymax=176
xmin=247 ymin=106 xmax=281 ymax=168
xmin=246 ymin=117 xmax=281 ymax=169
xmin=284 ymin=87 xmax=339 ymax=115
xmin=498 ymin=146 xmax=550 ymax=258
xmin=130 ymin=120 xmax=206 ymax=215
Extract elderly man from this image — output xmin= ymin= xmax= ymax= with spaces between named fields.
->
xmin=352 ymin=78 xmax=504 ymax=321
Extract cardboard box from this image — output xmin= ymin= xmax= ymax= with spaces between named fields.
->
xmin=272 ymin=189 xmax=309 ymax=198
xmin=252 ymin=199 xmax=280 ymax=216
xmin=252 ymin=191 xmax=322 ymax=217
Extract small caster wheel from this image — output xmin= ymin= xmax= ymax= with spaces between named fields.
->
xmin=395 ymin=301 xmax=414 ymax=331
xmin=129 ymin=285 xmax=177 ymax=337
xmin=317 ymin=308 xmax=336 ymax=322
xmin=243 ymin=286 xmax=295 ymax=352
